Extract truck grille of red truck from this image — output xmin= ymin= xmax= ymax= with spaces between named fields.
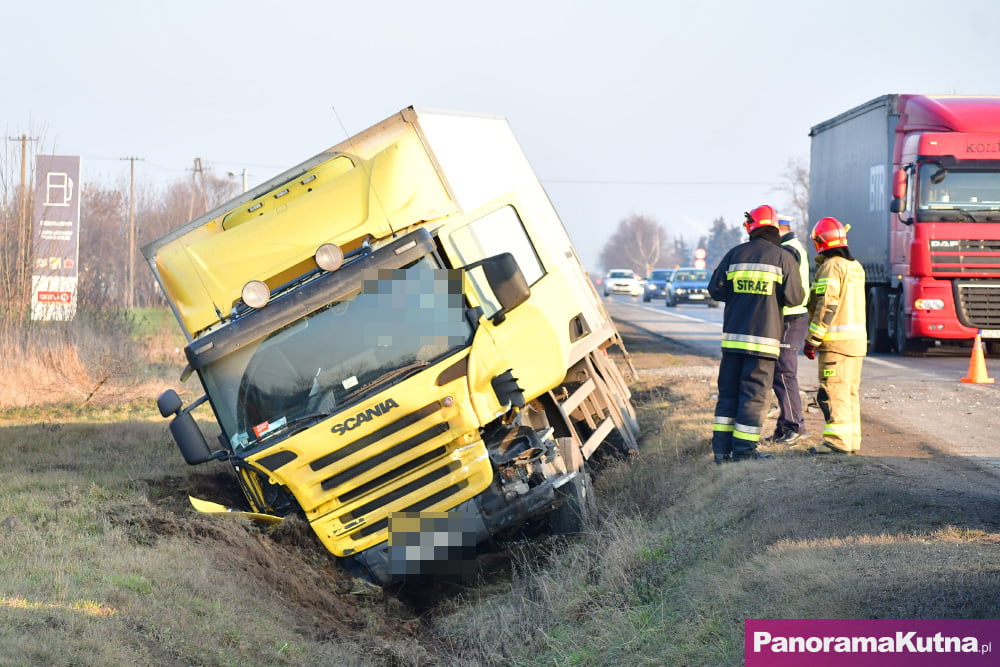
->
xmin=956 ymin=281 xmax=1000 ymax=328
xmin=930 ymin=239 xmax=1000 ymax=276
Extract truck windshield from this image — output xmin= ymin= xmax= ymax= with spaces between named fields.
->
xmin=918 ymin=167 xmax=1000 ymax=222
xmin=199 ymin=257 xmax=473 ymax=452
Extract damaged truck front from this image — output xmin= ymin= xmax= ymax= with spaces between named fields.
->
xmin=143 ymin=107 xmax=639 ymax=584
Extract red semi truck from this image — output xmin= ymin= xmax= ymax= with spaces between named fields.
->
xmin=808 ymin=94 xmax=1000 ymax=356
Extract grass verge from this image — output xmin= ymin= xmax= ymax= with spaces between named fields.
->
xmin=0 ymin=322 xmax=997 ymax=665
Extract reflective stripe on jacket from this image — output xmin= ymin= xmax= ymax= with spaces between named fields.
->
xmin=709 ymin=236 xmax=806 ymax=359
xmin=806 ymin=254 xmax=867 ymax=356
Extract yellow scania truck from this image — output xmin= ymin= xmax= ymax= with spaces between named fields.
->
xmin=144 ymin=107 xmax=639 ymax=583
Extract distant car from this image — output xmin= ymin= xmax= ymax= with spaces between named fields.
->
xmin=603 ymin=269 xmax=642 ymax=297
xmin=665 ymin=268 xmax=718 ymax=307
xmin=642 ymin=268 xmax=674 ymax=302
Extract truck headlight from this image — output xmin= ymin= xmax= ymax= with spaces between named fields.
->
xmin=914 ymin=298 xmax=944 ymax=310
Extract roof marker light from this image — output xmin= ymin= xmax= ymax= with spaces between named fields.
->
xmin=242 ymin=280 xmax=270 ymax=309
xmin=315 ymin=244 xmax=344 ymax=271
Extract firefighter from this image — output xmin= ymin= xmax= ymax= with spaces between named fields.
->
xmin=767 ymin=214 xmax=811 ymax=444
xmin=801 ymin=217 xmax=867 ymax=454
xmin=708 ymin=204 xmax=805 ymax=463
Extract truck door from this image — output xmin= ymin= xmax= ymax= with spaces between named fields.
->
xmin=443 ymin=203 xmax=566 ymax=402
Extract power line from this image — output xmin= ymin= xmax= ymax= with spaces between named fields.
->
xmin=541 ymin=178 xmax=777 ymax=186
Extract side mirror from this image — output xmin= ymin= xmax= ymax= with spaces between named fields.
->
xmin=157 ymin=390 xmax=225 ymax=465
xmin=157 ymin=389 xmax=183 ymax=417
xmin=892 ymin=168 xmax=908 ymax=202
xmin=465 ymin=253 xmax=530 ymax=324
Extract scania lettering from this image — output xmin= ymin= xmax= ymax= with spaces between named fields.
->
xmin=144 ymin=107 xmax=639 ymax=584
xmin=809 ymin=94 xmax=1000 ymax=356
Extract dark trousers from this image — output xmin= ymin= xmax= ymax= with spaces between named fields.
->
xmin=712 ymin=351 xmax=775 ymax=461
xmin=772 ymin=314 xmax=808 ymax=437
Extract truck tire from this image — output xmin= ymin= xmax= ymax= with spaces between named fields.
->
xmin=549 ymin=469 xmax=595 ymax=536
xmin=867 ymin=296 xmax=890 ymax=353
xmin=894 ymin=298 xmax=928 ymax=357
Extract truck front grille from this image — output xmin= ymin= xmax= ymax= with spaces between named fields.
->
xmin=930 ymin=239 xmax=1000 ymax=275
xmin=955 ymin=282 xmax=1000 ymax=328
xmin=292 ymin=398 xmax=490 ymax=553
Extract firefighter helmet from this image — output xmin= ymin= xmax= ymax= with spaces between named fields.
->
xmin=743 ymin=204 xmax=779 ymax=234
xmin=811 ymin=217 xmax=850 ymax=252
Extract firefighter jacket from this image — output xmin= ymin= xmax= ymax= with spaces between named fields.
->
xmin=708 ymin=236 xmax=806 ymax=359
xmin=806 ymin=253 xmax=867 ymax=356
xmin=780 ymin=233 xmax=810 ymax=317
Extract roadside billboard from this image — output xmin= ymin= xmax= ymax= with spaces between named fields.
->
xmin=30 ymin=155 xmax=81 ymax=321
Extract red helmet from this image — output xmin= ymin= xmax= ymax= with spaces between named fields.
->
xmin=811 ymin=217 xmax=850 ymax=252
xmin=743 ymin=204 xmax=779 ymax=234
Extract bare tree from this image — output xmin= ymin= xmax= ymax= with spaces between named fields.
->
xmin=599 ymin=213 xmax=679 ymax=276
xmin=773 ymin=156 xmax=810 ymax=238
xmin=0 ymin=134 xmax=41 ymax=322
xmin=78 ymin=183 xmax=127 ymax=309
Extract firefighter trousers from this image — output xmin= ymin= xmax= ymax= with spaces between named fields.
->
xmin=712 ymin=351 xmax=775 ymax=461
xmin=816 ymin=351 xmax=863 ymax=452
xmin=773 ymin=313 xmax=808 ymax=437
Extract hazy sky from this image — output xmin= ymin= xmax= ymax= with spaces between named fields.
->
xmin=6 ymin=0 xmax=1000 ymax=272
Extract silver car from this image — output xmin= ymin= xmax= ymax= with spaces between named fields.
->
xmin=603 ymin=269 xmax=641 ymax=296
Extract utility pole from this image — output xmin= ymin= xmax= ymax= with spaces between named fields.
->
xmin=8 ymin=134 xmax=39 ymax=312
xmin=188 ymin=157 xmax=208 ymax=220
xmin=120 ymin=156 xmax=144 ymax=310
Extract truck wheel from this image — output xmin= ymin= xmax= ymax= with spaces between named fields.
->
xmin=867 ymin=298 xmax=890 ymax=353
xmin=549 ymin=469 xmax=595 ymax=536
xmin=894 ymin=298 xmax=928 ymax=357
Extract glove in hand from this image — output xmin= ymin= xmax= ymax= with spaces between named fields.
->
xmin=803 ymin=342 xmax=816 ymax=360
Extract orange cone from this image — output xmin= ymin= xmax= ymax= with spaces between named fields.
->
xmin=962 ymin=333 xmax=995 ymax=384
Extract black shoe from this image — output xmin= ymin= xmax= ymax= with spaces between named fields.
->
xmin=774 ymin=430 xmax=805 ymax=445
xmin=802 ymin=442 xmax=849 ymax=456
xmin=714 ymin=453 xmax=733 ymax=464
xmin=731 ymin=451 xmax=775 ymax=462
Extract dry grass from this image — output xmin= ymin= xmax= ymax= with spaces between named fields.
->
xmin=427 ymin=330 xmax=1000 ymax=665
xmin=0 ymin=308 xmax=186 ymax=409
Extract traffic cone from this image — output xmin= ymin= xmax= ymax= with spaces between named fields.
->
xmin=962 ymin=333 xmax=995 ymax=384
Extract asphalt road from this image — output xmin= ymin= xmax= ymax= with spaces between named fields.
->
xmin=603 ymin=293 xmax=1000 ymax=477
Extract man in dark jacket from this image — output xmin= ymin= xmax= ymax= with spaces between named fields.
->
xmin=708 ymin=204 xmax=806 ymax=463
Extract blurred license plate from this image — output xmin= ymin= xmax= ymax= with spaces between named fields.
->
xmin=688 ymin=294 xmax=704 ymax=300
xmin=980 ymin=329 xmax=1000 ymax=338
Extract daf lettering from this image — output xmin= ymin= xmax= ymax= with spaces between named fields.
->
xmin=331 ymin=398 xmax=400 ymax=435
xmin=930 ymin=240 xmax=960 ymax=248
xmin=966 ymin=141 xmax=1000 ymax=153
